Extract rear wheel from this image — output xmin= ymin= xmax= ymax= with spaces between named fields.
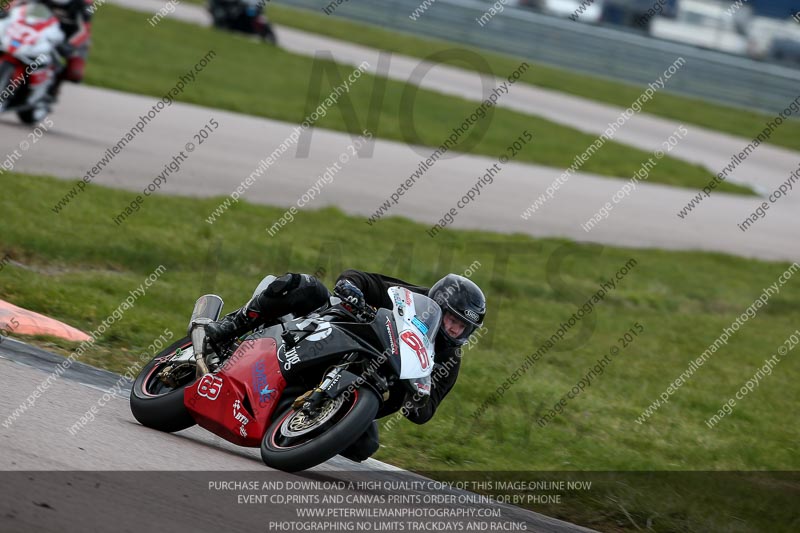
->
xmin=261 ymin=387 xmax=379 ymax=472
xmin=130 ymin=336 xmax=198 ymax=433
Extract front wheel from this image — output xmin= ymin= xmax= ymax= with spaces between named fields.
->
xmin=261 ymin=387 xmax=380 ymax=472
xmin=130 ymin=336 xmax=198 ymax=433
xmin=17 ymin=105 xmax=48 ymax=125
xmin=0 ymin=61 xmax=17 ymax=112
xmin=260 ymin=23 xmax=277 ymax=45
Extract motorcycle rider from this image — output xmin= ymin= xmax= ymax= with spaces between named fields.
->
xmin=3 ymin=0 xmax=93 ymax=105
xmin=208 ymin=0 xmax=275 ymax=43
xmin=204 ymin=270 xmax=486 ymax=462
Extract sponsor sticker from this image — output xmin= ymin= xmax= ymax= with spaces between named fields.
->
xmin=411 ymin=316 xmax=429 ymax=334
xmin=233 ymin=399 xmax=250 ymax=438
xmin=385 ymin=318 xmax=399 ymax=355
xmin=278 ymin=345 xmax=301 ymax=371
xmin=252 ymin=360 xmax=275 ymax=408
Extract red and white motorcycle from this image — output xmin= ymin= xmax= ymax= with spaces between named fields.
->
xmin=0 ymin=2 xmax=64 ymax=124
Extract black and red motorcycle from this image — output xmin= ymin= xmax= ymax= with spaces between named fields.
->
xmin=130 ymin=279 xmax=440 ymax=472
xmin=208 ymin=0 xmax=276 ymax=44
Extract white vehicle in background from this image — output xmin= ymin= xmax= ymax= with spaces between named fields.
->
xmin=747 ymin=15 xmax=800 ymax=63
xmin=548 ymin=0 xmax=604 ymax=22
xmin=517 ymin=0 xmax=605 ymax=23
xmin=649 ymin=0 xmax=748 ymax=55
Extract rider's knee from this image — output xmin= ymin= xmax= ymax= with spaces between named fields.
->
xmin=63 ymin=56 xmax=86 ymax=83
xmin=287 ymin=274 xmax=330 ymax=315
xmin=253 ymin=273 xmax=329 ymax=317
xmin=340 ymin=422 xmax=379 ymax=462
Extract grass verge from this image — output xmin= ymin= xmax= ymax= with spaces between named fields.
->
xmin=1 ymin=172 xmax=798 ymax=531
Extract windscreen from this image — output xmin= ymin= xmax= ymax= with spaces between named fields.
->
xmin=388 ymin=287 xmax=443 ymax=380
xmin=406 ymin=292 xmax=442 ymax=345
xmin=26 ymin=4 xmax=54 ymax=21
xmin=388 ymin=287 xmax=442 ymax=346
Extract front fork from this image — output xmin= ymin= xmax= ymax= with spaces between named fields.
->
xmin=0 ymin=55 xmax=25 ymax=110
xmin=295 ymin=355 xmax=390 ymax=417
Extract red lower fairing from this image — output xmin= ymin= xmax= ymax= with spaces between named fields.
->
xmin=184 ymin=337 xmax=287 ymax=447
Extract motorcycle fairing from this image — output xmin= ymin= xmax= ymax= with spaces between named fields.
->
xmin=0 ymin=4 xmax=63 ymax=64
xmin=184 ymin=337 xmax=286 ymax=448
xmin=274 ymin=318 xmax=373 ymax=380
xmin=388 ymin=287 xmax=440 ymax=381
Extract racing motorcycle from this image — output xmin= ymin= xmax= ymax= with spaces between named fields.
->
xmin=207 ymin=0 xmax=276 ymax=44
xmin=0 ymin=2 xmax=64 ymax=124
xmin=130 ymin=276 xmax=440 ymax=472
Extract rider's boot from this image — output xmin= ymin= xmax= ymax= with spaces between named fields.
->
xmin=204 ymin=301 xmax=262 ymax=351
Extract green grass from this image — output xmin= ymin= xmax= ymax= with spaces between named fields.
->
xmin=1 ymin=172 xmax=798 ymax=531
xmin=256 ymin=2 xmax=800 ymax=153
xmin=81 ymin=4 xmax=753 ymax=195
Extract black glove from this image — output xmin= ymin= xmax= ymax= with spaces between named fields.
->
xmin=407 ymin=391 xmax=430 ymax=408
xmin=334 ymin=279 xmax=375 ymax=321
xmin=56 ymin=42 xmax=76 ymax=60
xmin=402 ymin=391 xmax=430 ymax=422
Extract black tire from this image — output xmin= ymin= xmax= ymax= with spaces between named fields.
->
xmin=209 ymin=9 xmax=225 ymax=27
xmin=261 ymin=387 xmax=380 ymax=472
xmin=130 ymin=336 xmax=198 ymax=433
xmin=261 ymin=25 xmax=276 ymax=45
xmin=17 ymin=107 xmax=47 ymax=125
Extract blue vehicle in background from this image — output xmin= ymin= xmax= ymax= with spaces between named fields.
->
xmin=601 ymin=0 xmax=678 ymax=29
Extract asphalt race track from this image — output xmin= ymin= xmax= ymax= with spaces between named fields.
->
xmin=0 ymin=340 xmax=598 ymax=533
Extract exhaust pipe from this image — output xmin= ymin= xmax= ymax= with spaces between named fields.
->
xmin=188 ymin=295 xmax=224 ymax=376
